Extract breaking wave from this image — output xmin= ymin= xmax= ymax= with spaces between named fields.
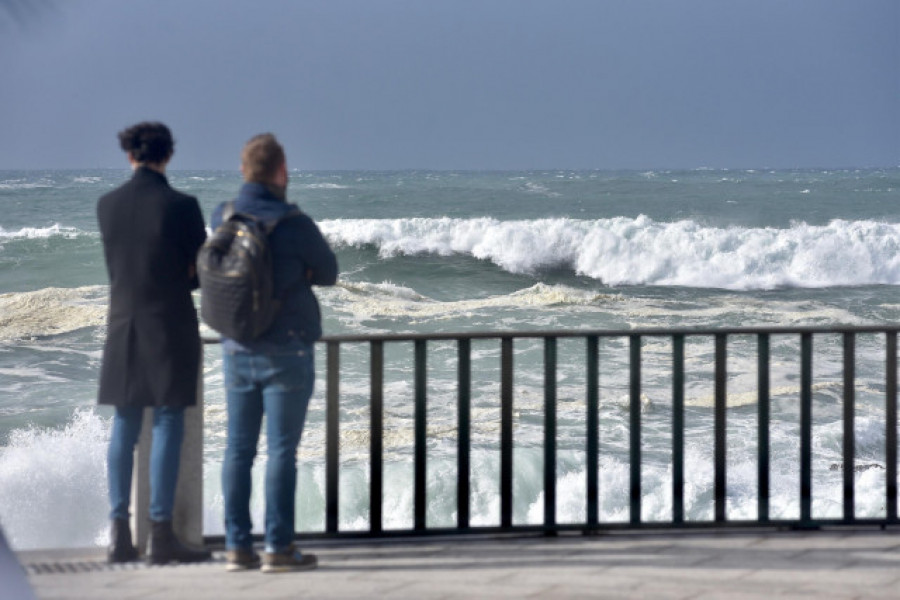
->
xmin=319 ymin=216 xmax=900 ymax=290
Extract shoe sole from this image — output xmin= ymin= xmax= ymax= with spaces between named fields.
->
xmin=260 ymin=562 xmax=317 ymax=574
xmin=226 ymin=563 xmax=261 ymax=572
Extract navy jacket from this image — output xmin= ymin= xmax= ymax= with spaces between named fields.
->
xmin=210 ymin=182 xmax=338 ymax=351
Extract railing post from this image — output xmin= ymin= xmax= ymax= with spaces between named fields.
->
xmin=544 ymin=337 xmax=557 ymax=531
xmin=800 ymin=333 xmax=813 ymax=526
xmin=714 ymin=334 xmax=727 ymax=523
xmin=672 ymin=334 xmax=685 ymax=524
xmin=370 ymin=341 xmax=384 ymax=534
xmin=843 ymin=332 xmax=855 ymax=522
xmin=586 ymin=336 xmax=599 ymax=529
xmin=887 ymin=332 xmax=898 ymax=522
xmin=757 ymin=333 xmax=770 ymax=522
xmin=326 ymin=341 xmax=340 ymax=533
xmin=501 ymin=337 xmax=514 ymax=528
xmin=457 ymin=338 xmax=471 ymax=530
xmin=414 ymin=340 xmax=427 ymax=531
xmin=629 ymin=335 xmax=641 ymax=525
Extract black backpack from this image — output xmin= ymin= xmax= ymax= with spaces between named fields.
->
xmin=197 ymin=201 xmax=301 ymax=342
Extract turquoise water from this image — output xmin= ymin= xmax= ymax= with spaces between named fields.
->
xmin=1 ymin=168 xmax=899 ymax=548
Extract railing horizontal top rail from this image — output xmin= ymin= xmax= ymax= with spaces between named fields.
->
xmin=203 ymin=323 xmax=900 ymax=345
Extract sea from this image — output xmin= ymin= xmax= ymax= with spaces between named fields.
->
xmin=1 ymin=167 xmax=899 ymax=550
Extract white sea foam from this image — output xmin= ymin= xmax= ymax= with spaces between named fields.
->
xmin=0 ymin=410 xmax=110 ymax=549
xmin=0 ymin=224 xmax=86 ymax=241
xmin=0 ymin=179 xmax=53 ymax=190
xmin=322 ymin=281 xmax=620 ymax=321
xmin=0 ymin=286 xmax=107 ymax=340
xmin=299 ymin=183 xmax=349 ymax=190
xmin=319 ymin=216 xmax=900 ymax=290
xmin=1 ymin=407 xmax=888 ymax=548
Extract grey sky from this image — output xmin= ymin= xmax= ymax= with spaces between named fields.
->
xmin=1 ymin=0 xmax=897 ymax=170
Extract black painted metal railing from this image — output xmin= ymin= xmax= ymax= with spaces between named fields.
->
xmin=208 ymin=325 xmax=900 ymax=542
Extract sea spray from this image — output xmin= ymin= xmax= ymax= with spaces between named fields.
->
xmin=0 ymin=410 xmax=109 ymax=549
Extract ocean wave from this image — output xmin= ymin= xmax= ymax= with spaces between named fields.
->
xmin=0 ymin=179 xmax=54 ymax=190
xmin=299 ymin=183 xmax=349 ymax=190
xmin=322 ymin=281 xmax=619 ymax=321
xmin=0 ymin=286 xmax=107 ymax=340
xmin=319 ymin=216 xmax=900 ymax=290
xmin=0 ymin=224 xmax=89 ymax=241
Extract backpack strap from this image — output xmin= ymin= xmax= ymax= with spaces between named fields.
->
xmin=261 ymin=204 xmax=303 ymax=235
xmin=221 ymin=201 xmax=301 ymax=233
xmin=222 ymin=200 xmax=236 ymax=223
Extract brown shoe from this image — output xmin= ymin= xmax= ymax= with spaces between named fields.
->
xmin=261 ymin=546 xmax=318 ymax=574
xmin=226 ymin=548 xmax=261 ymax=572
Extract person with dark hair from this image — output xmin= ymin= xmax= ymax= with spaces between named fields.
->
xmin=211 ymin=133 xmax=337 ymax=573
xmin=97 ymin=121 xmax=211 ymax=565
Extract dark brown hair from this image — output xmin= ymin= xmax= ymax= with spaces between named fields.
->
xmin=117 ymin=122 xmax=174 ymax=164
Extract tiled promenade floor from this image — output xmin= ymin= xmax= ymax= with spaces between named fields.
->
xmin=14 ymin=528 xmax=900 ymax=599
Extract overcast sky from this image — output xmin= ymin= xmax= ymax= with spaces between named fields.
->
xmin=1 ymin=0 xmax=897 ymax=171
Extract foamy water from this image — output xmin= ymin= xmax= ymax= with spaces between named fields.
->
xmin=320 ymin=216 xmax=900 ymax=290
xmin=2 ymin=167 xmax=899 ymax=550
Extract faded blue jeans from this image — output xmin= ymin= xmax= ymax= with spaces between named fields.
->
xmin=107 ymin=405 xmax=185 ymax=522
xmin=221 ymin=344 xmax=315 ymax=553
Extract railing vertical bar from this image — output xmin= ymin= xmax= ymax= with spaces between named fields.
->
xmin=629 ymin=335 xmax=642 ymax=525
xmin=800 ymin=332 xmax=813 ymax=525
xmin=414 ymin=340 xmax=427 ymax=531
xmin=457 ymin=338 xmax=472 ymax=530
xmin=326 ymin=341 xmax=340 ymax=534
xmin=672 ymin=334 xmax=685 ymax=524
xmin=757 ymin=333 xmax=771 ymax=523
xmin=843 ymin=332 xmax=855 ymax=522
xmin=544 ymin=337 xmax=557 ymax=530
xmin=501 ymin=337 xmax=514 ymax=529
xmin=586 ymin=336 xmax=600 ymax=528
xmin=887 ymin=332 xmax=898 ymax=522
xmin=714 ymin=334 xmax=727 ymax=523
xmin=369 ymin=341 xmax=384 ymax=534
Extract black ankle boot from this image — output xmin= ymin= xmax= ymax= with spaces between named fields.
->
xmin=146 ymin=520 xmax=211 ymax=565
xmin=107 ymin=518 xmax=139 ymax=563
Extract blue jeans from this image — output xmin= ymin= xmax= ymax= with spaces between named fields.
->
xmin=221 ymin=345 xmax=315 ymax=552
xmin=108 ymin=405 xmax=185 ymax=522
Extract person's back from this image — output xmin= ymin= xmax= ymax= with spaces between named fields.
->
xmin=209 ymin=184 xmax=337 ymax=349
xmin=99 ymin=170 xmax=203 ymax=313
xmin=215 ymin=133 xmax=337 ymax=574
xmin=98 ymin=122 xmax=210 ymax=566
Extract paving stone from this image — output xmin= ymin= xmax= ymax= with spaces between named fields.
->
xmin=19 ymin=530 xmax=900 ymax=600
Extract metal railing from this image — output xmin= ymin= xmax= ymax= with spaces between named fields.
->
xmin=200 ymin=325 xmax=900 ymax=544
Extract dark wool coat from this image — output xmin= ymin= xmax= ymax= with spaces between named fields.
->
xmin=97 ymin=167 xmax=207 ymax=407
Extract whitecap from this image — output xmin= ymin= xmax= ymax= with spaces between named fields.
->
xmin=0 ymin=224 xmax=86 ymax=241
xmin=320 ymin=216 xmax=900 ymax=290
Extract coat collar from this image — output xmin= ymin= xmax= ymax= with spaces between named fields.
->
xmin=132 ymin=166 xmax=169 ymax=186
xmin=238 ymin=181 xmax=286 ymax=203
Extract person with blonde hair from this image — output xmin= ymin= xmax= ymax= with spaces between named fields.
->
xmin=211 ymin=133 xmax=338 ymax=573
